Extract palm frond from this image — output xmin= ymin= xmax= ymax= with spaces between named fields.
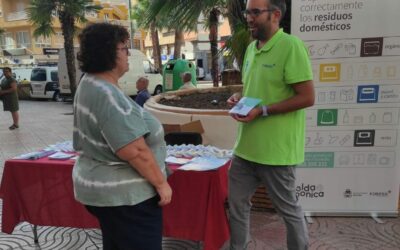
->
xmin=64 ymin=0 xmax=102 ymax=24
xmin=27 ymin=0 xmax=57 ymax=37
xmin=219 ymin=23 xmax=251 ymax=69
xmin=32 ymin=23 xmax=54 ymax=38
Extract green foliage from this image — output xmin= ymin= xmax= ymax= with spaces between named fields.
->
xmin=219 ymin=22 xmax=251 ymax=70
xmin=155 ymin=0 xmax=203 ymax=31
xmin=27 ymin=0 xmax=101 ymax=38
xmin=132 ymin=0 xmax=184 ymax=32
xmin=132 ymin=0 xmax=251 ymax=72
xmin=131 ymin=0 xmax=150 ymax=28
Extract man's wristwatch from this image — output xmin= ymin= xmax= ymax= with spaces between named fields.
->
xmin=262 ymin=105 xmax=269 ymax=117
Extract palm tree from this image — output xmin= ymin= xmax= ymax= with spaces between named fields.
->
xmin=131 ymin=0 xmax=163 ymax=72
xmin=144 ymin=0 xmax=226 ymax=87
xmin=27 ymin=0 xmax=101 ymax=97
xmin=222 ymin=0 xmax=250 ymax=70
xmin=0 ymin=28 xmax=4 ymax=64
xmin=149 ymin=22 xmax=162 ymax=72
xmin=173 ymin=29 xmax=185 ymax=60
xmin=133 ymin=0 xmax=196 ymax=72
xmin=207 ymin=8 xmax=222 ymax=87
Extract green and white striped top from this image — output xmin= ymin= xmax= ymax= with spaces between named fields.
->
xmin=72 ymin=74 xmax=166 ymax=207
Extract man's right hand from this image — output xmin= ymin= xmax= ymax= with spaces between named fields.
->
xmin=156 ymin=181 xmax=172 ymax=206
xmin=227 ymin=92 xmax=242 ymax=107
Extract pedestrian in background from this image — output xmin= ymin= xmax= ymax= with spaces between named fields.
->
xmin=0 ymin=67 xmax=19 ymax=130
xmin=179 ymin=72 xmax=196 ymax=90
xmin=73 ymin=23 xmax=172 ymax=250
xmin=227 ymin=0 xmax=315 ymax=249
xmin=135 ymin=76 xmax=151 ymax=107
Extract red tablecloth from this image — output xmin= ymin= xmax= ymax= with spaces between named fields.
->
xmin=163 ymin=163 xmax=230 ymax=250
xmin=0 ymin=158 xmax=99 ymax=232
xmin=0 ymin=157 xmax=230 ymax=250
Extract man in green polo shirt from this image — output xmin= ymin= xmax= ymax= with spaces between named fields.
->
xmin=227 ymin=0 xmax=315 ymax=249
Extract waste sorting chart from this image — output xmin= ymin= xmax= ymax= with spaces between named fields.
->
xmin=291 ymin=0 xmax=400 ymax=216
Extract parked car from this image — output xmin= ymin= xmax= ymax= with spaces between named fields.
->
xmin=30 ymin=66 xmax=62 ymax=101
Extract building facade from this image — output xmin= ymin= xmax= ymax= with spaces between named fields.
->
xmin=0 ymin=0 xmax=141 ymax=66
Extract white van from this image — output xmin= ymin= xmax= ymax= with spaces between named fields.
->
xmin=58 ymin=48 xmax=82 ymax=99
xmin=12 ymin=67 xmax=34 ymax=84
xmin=30 ymin=66 xmax=62 ymax=101
xmin=58 ymin=48 xmax=163 ymax=98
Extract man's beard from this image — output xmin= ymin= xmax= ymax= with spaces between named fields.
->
xmin=252 ymin=25 xmax=267 ymax=41
xmin=251 ymin=15 xmax=271 ymax=41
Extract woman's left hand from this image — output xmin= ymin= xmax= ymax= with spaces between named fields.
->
xmin=156 ymin=181 xmax=172 ymax=206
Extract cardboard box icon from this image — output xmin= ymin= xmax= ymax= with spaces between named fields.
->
xmin=319 ymin=63 xmax=341 ymax=82
xmin=162 ymin=120 xmax=205 ymax=134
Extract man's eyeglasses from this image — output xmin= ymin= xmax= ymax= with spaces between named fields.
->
xmin=117 ymin=46 xmax=129 ymax=55
xmin=242 ymin=8 xmax=275 ymax=18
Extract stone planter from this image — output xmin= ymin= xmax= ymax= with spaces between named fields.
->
xmin=145 ymin=85 xmax=242 ymax=149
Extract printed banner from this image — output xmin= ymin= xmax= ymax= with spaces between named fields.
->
xmin=292 ymin=0 xmax=400 ymax=215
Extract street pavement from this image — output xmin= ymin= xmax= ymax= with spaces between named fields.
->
xmin=0 ymin=100 xmax=399 ymax=250
xmin=0 ymin=100 xmax=73 ymax=177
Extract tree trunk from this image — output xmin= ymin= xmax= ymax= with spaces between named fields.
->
xmin=60 ymin=12 xmax=76 ymax=98
xmin=173 ymin=29 xmax=184 ymax=59
xmin=150 ymin=22 xmax=162 ymax=73
xmin=209 ymin=9 xmax=219 ymax=87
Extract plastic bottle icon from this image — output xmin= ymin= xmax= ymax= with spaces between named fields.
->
xmin=358 ymin=65 xmax=368 ymax=79
xmin=329 ymin=91 xmax=336 ymax=102
xmin=314 ymin=132 xmax=324 ymax=145
xmin=373 ymin=67 xmax=382 ymax=78
xmin=318 ymin=92 xmax=326 ymax=103
xmin=369 ymin=112 xmax=376 ymax=123
xmin=343 ymin=110 xmax=350 ymax=124
xmin=387 ymin=66 xmax=396 ymax=78
xmin=346 ymin=65 xmax=354 ymax=81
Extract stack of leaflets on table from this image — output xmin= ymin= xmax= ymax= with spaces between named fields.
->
xmin=47 ymin=141 xmax=74 ymax=153
xmin=179 ymin=156 xmax=230 ymax=171
xmin=229 ymin=97 xmax=262 ymax=116
xmin=165 ymin=156 xmax=192 ymax=165
xmin=166 ymin=144 xmax=232 ymax=158
xmin=48 ymin=152 xmax=75 ymax=160
xmin=13 ymin=149 xmax=57 ymax=160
